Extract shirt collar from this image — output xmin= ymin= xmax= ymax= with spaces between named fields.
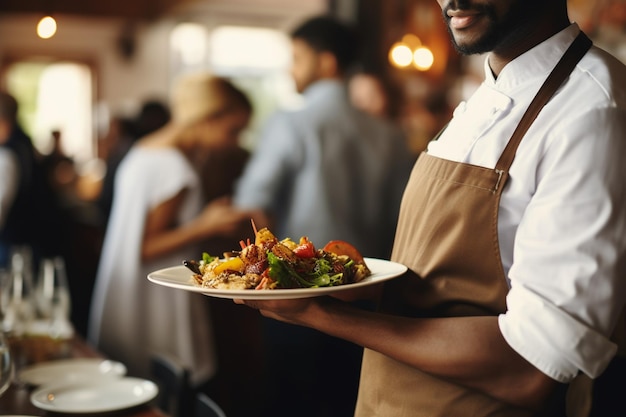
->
xmin=483 ymin=23 xmax=581 ymax=93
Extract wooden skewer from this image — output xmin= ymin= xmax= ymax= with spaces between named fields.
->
xmin=251 ymin=218 xmax=258 ymax=236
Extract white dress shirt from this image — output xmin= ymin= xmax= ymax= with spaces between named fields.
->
xmin=428 ymin=24 xmax=626 ymax=383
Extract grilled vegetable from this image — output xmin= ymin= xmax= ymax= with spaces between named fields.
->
xmin=189 ymin=225 xmax=370 ymax=290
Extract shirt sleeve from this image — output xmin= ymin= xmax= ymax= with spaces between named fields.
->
xmin=499 ymin=106 xmax=626 ymax=382
xmin=233 ymin=112 xmax=302 ymax=211
xmin=0 ymin=150 xmax=18 ymax=228
xmin=146 ymin=151 xmax=198 ymax=209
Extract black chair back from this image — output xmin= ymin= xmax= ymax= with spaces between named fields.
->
xmin=150 ymin=353 xmax=194 ymax=417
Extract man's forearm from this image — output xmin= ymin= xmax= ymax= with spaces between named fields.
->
xmin=266 ymin=297 xmax=558 ymax=410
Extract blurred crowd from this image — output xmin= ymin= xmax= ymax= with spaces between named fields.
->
xmin=0 ymin=13 xmax=434 ymax=417
xmin=3 ymin=1 xmax=626 ymax=416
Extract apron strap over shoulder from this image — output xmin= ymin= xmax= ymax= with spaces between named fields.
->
xmin=495 ymin=32 xmax=592 ymax=173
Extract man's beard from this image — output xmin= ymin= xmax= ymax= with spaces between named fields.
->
xmin=443 ymin=0 xmax=543 ymax=55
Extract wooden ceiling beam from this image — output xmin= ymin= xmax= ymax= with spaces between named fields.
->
xmin=0 ymin=0 xmax=183 ymax=20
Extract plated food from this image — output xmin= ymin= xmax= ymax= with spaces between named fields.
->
xmin=185 ymin=226 xmax=371 ymax=291
xmin=148 ymin=259 xmax=406 ymax=300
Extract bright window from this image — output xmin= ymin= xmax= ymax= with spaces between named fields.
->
xmin=170 ymin=23 xmax=208 ymax=70
xmin=6 ymin=61 xmax=93 ymax=163
xmin=209 ymin=26 xmax=291 ymax=74
xmin=169 ymin=23 xmax=300 ymax=149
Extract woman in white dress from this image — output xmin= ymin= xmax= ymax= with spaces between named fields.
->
xmin=88 ymin=73 xmax=256 ymax=385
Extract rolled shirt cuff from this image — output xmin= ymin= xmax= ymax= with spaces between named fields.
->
xmin=498 ymin=287 xmax=617 ymax=383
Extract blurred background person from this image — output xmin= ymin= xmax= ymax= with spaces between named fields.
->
xmin=40 ymin=129 xmax=78 ymax=198
xmin=0 ymin=152 xmax=16 ymax=237
xmin=87 ymin=73 xmax=256 ymax=388
xmin=232 ymin=15 xmax=415 ymax=417
xmin=95 ymin=115 xmax=137 ymax=225
xmin=0 ymin=91 xmax=62 ymax=268
xmin=348 ymin=70 xmax=396 ymax=120
xmin=133 ymin=99 xmax=172 ymax=140
xmin=0 ymin=96 xmax=19 ymax=267
xmin=97 ymin=100 xmax=170 ymax=226
xmin=38 ymin=129 xmax=77 ymax=256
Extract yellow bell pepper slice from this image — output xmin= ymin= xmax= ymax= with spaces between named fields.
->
xmin=213 ymin=257 xmax=245 ymax=275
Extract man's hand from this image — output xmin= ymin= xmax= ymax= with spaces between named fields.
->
xmin=234 ymin=297 xmax=318 ymax=326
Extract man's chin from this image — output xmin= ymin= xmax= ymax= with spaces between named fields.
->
xmin=449 ymin=29 xmax=495 ymax=55
xmin=453 ymin=41 xmax=486 ymax=56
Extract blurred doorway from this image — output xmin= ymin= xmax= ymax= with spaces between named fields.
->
xmin=3 ymin=60 xmax=95 ymax=164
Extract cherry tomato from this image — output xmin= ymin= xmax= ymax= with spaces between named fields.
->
xmin=322 ymin=240 xmax=365 ymax=264
xmin=293 ymin=238 xmax=316 ymax=258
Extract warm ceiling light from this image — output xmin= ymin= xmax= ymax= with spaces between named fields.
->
xmin=389 ymin=33 xmax=434 ymax=72
xmin=37 ymin=16 xmax=57 ymax=39
xmin=389 ymin=42 xmax=413 ymax=68
xmin=413 ymin=46 xmax=434 ymax=71
xmin=401 ymin=34 xmax=422 ymax=49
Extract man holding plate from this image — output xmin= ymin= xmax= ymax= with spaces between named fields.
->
xmin=237 ymin=0 xmax=626 ymax=416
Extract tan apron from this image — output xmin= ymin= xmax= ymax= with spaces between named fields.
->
xmin=355 ymin=33 xmax=592 ymax=417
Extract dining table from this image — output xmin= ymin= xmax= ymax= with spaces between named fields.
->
xmin=0 ymin=333 xmax=169 ymax=417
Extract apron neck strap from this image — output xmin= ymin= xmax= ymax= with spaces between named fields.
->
xmin=495 ymin=31 xmax=593 ymax=172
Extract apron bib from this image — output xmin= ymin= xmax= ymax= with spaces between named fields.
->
xmin=355 ymin=33 xmax=592 ymax=417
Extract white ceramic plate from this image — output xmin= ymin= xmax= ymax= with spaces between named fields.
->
xmin=19 ymin=358 xmax=127 ymax=387
xmin=148 ymin=257 xmax=407 ymax=300
xmin=30 ymin=377 xmax=158 ymax=414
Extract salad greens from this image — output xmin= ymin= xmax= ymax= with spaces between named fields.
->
xmin=202 ymin=252 xmax=216 ymax=264
xmin=267 ymin=252 xmax=347 ymax=288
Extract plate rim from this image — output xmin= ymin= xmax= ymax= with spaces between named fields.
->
xmin=30 ymin=376 xmax=158 ymax=413
xmin=19 ymin=358 xmax=127 ymax=386
xmin=147 ymin=257 xmax=407 ymax=300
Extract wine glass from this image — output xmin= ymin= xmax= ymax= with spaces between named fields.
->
xmin=0 ymin=270 xmax=13 ymax=397
xmin=35 ymin=256 xmax=72 ymax=337
xmin=2 ymin=247 xmax=36 ymax=336
xmin=0 ymin=268 xmax=9 ymax=331
xmin=0 ymin=331 xmax=13 ymax=397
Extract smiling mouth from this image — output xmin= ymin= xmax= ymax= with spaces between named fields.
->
xmin=447 ymin=10 xmax=482 ymax=30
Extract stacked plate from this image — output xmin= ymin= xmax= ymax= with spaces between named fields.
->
xmin=19 ymin=358 xmax=158 ymax=414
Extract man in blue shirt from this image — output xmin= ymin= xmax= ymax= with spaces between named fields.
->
xmin=233 ymin=15 xmax=414 ymax=417
xmin=234 ymin=16 xmax=413 ymax=260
